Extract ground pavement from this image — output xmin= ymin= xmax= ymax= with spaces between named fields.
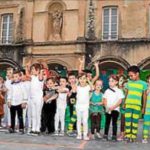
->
xmin=0 ymin=121 xmax=149 ymax=150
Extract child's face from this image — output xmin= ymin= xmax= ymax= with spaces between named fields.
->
xmin=68 ymin=75 xmax=76 ymax=84
xmin=128 ymin=71 xmax=139 ymax=81
xmin=79 ymin=75 xmax=87 ymax=86
xmin=31 ymin=66 xmax=39 ymax=76
xmin=60 ymin=78 xmax=67 ymax=87
xmin=46 ymin=80 xmax=55 ymax=88
xmin=20 ymin=72 xmax=26 ymax=81
xmin=7 ymin=70 xmax=13 ymax=78
xmin=0 ymin=78 xmax=3 ymax=84
xmin=95 ymin=80 xmax=103 ymax=91
xmin=109 ymin=77 xmax=118 ymax=88
xmin=13 ymin=73 xmax=20 ymax=82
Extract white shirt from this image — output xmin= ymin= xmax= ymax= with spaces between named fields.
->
xmin=76 ymin=85 xmax=91 ymax=111
xmin=57 ymin=88 xmax=69 ymax=109
xmin=7 ymin=81 xmax=28 ymax=106
xmin=103 ymin=87 xmax=124 ymax=112
xmin=5 ymin=78 xmax=12 ymax=99
xmin=30 ymin=75 xmax=44 ymax=99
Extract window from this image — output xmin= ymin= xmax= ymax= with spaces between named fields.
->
xmin=102 ymin=7 xmax=118 ymax=40
xmin=1 ymin=14 xmax=13 ymax=44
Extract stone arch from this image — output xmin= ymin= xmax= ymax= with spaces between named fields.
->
xmin=97 ymin=56 xmax=130 ymax=70
xmin=138 ymin=57 xmax=150 ymax=70
xmin=47 ymin=0 xmax=66 ymax=41
xmin=47 ymin=59 xmax=72 ymax=70
xmin=0 ymin=58 xmax=21 ymax=70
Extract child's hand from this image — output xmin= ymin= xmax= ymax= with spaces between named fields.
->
xmin=94 ymin=61 xmax=99 ymax=67
xmin=78 ymin=56 xmax=85 ymax=64
xmin=109 ymin=106 xmax=114 ymax=111
xmin=8 ymin=102 xmax=11 ymax=108
xmin=21 ymin=103 xmax=27 ymax=109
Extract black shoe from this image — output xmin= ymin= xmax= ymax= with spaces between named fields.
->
xmin=9 ymin=128 xmax=15 ymax=133
xmin=103 ymin=135 xmax=108 ymax=141
xmin=19 ymin=129 xmax=24 ymax=134
xmin=111 ymin=136 xmax=117 ymax=142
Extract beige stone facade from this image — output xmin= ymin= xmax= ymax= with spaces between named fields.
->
xmin=0 ymin=0 xmax=150 ymax=72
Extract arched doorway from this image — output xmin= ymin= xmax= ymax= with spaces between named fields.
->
xmin=97 ymin=56 xmax=130 ymax=90
xmin=138 ymin=57 xmax=150 ymax=81
xmin=48 ymin=63 xmax=67 ymax=77
xmin=0 ymin=59 xmax=21 ymax=79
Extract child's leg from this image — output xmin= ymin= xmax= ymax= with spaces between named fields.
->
xmin=10 ymin=106 xmax=16 ymax=130
xmin=82 ymin=109 xmax=89 ymax=137
xmin=143 ymin=114 xmax=150 ymax=139
xmin=35 ymin=101 xmax=43 ymax=132
xmin=31 ymin=101 xmax=36 ymax=132
xmin=54 ymin=108 xmax=60 ymax=132
xmin=27 ymin=100 xmax=32 ymax=129
xmin=96 ymin=113 xmax=101 ymax=133
xmin=60 ymin=108 xmax=66 ymax=132
xmin=111 ymin=110 xmax=119 ymax=137
xmin=121 ymin=113 xmax=125 ymax=133
xmin=76 ymin=109 xmax=82 ymax=136
xmin=16 ymin=105 xmax=24 ymax=130
xmin=125 ymin=107 xmax=132 ymax=139
xmin=131 ymin=107 xmax=140 ymax=139
xmin=104 ymin=113 xmax=111 ymax=136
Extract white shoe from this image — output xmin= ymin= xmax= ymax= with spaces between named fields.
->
xmin=83 ymin=136 xmax=90 ymax=141
xmin=142 ymin=139 xmax=148 ymax=144
xmin=54 ymin=131 xmax=59 ymax=136
xmin=59 ymin=131 xmax=64 ymax=136
xmin=76 ymin=134 xmax=82 ymax=140
xmin=96 ymin=132 xmax=102 ymax=139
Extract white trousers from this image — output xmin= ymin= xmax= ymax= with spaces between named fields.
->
xmin=31 ymin=98 xmax=43 ymax=132
xmin=55 ymin=107 xmax=66 ymax=132
xmin=76 ymin=109 xmax=89 ymax=137
xmin=27 ymin=100 xmax=32 ymax=128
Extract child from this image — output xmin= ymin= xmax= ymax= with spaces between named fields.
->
xmin=20 ymin=69 xmax=31 ymax=131
xmin=67 ymin=73 xmax=77 ymax=136
xmin=103 ymin=75 xmax=124 ymax=141
xmin=4 ymin=67 xmax=13 ymax=128
xmin=26 ymin=63 xmax=44 ymax=135
xmin=124 ymin=66 xmax=147 ymax=142
xmin=7 ymin=70 xmax=27 ymax=133
xmin=76 ymin=73 xmax=93 ymax=140
xmin=41 ymin=78 xmax=58 ymax=134
xmin=54 ymin=77 xmax=69 ymax=136
xmin=142 ymin=75 xmax=150 ymax=144
xmin=0 ymin=76 xmax=6 ymax=127
xmin=117 ymin=75 xmax=128 ymax=141
xmin=90 ymin=80 xmax=104 ymax=139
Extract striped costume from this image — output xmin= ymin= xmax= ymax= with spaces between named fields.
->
xmin=125 ymin=80 xmax=147 ymax=139
xmin=143 ymin=92 xmax=150 ymax=139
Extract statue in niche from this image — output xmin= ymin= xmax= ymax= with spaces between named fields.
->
xmin=51 ymin=10 xmax=63 ymax=40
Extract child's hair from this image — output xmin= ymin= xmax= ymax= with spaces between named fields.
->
xmin=20 ymin=69 xmax=26 ymax=75
xmin=30 ymin=63 xmax=42 ymax=71
xmin=109 ymin=74 xmax=119 ymax=82
xmin=46 ymin=77 xmax=56 ymax=83
xmin=6 ymin=67 xmax=13 ymax=72
xmin=13 ymin=70 xmax=21 ymax=76
xmin=78 ymin=72 xmax=86 ymax=79
xmin=127 ymin=65 xmax=140 ymax=74
xmin=68 ymin=72 xmax=76 ymax=78
xmin=60 ymin=76 xmax=68 ymax=82
xmin=84 ymin=69 xmax=92 ymax=74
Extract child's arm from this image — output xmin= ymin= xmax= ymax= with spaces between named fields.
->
xmin=142 ymin=90 xmax=147 ymax=114
xmin=87 ymin=79 xmax=94 ymax=91
xmin=46 ymin=94 xmax=58 ymax=103
xmin=123 ymin=88 xmax=128 ymax=109
xmin=109 ymin=99 xmax=122 ymax=111
xmin=92 ymin=62 xmax=100 ymax=84
xmin=39 ymin=69 xmax=44 ymax=81
xmin=78 ymin=56 xmax=85 ymax=74
xmin=7 ymin=85 xmax=12 ymax=108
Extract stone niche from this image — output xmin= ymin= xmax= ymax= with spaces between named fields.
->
xmin=48 ymin=2 xmax=65 ymax=41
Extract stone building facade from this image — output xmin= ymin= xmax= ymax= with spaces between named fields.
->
xmin=0 ymin=0 xmax=150 ymax=74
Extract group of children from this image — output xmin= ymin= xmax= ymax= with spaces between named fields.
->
xmin=0 ymin=60 xmax=150 ymax=144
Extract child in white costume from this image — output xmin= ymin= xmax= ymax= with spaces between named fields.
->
xmin=26 ymin=63 xmax=44 ymax=135
xmin=54 ymin=77 xmax=69 ymax=136
xmin=76 ymin=73 xmax=93 ymax=140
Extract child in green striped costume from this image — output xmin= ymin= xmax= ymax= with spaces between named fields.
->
xmin=142 ymin=75 xmax=150 ymax=144
xmin=124 ymin=66 xmax=147 ymax=143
